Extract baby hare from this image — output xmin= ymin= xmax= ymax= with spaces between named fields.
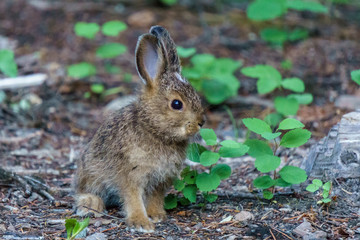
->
xmin=74 ymin=26 xmax=205 ymax=232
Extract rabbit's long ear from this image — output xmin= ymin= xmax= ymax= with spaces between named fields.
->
xmin=150 ymin=26 xmax=181 ymax=73
xmin=135 ymin=34 xmax=165 ymax=87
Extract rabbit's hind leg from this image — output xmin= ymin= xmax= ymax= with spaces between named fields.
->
xmin=75 ymin=193 xmax=105 ymax=217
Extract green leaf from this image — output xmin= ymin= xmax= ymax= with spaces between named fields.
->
xmin=288 ymin=93 xmax=313 ymax=105
xmin=261 ymin=132 xmax=281 ymax=140
xmin=183 ymin=170 xmax=197 ymax=184
xmin=288 ymin=28 xmax=309 ymax=41
xmin=278 ymin=118 xmax=304 ymax=130
xmin=247 ymin=0 xmax=287 ymax=21
xmin=67 ymin=62 xmax=96 ymax=79
xmin=186 ymin=143 xmax=207 ymax=163
xmin=203 ymin=193 xmax=218 ymax=203
xmin=174 ymin=179 xmax=185 ymax=191
xmin=255 ymin=155 xmax=281 ymax=173
xmin=190 ymin=54 xmax=216 ymax=68
xmin=265 ymin=113 xmax=283 ymax=127
xmin=260 ymin=28 xmax=287 ymax=45
xmin=196 ymin=172 xmax=221 ymax=192
xmin=102 ymin=20 xmax=127 ymax=36
xmin=263 ymin=190 xmax=274 ymax=200
xmin=242 ymin=118 xmax=272 ymax=135
xmin=218 ymin=141 xmax=249 ymax=158
xmin=0 ymin=50 xmax=17 ymax=77
xmin=105 ymin=63 xmax=121 ymax=74
xmin=96 ymin=43 xmax=127 ymax=59
xmin=274 ymin=178 xmax=292 ymax=187
xmin=253 ymin=176 xmax=275 ymax=189
xmin=279 ymin=166 xmax=307 ymax=184
xmin=244 ymin=139 xmax=273 ymax=158
xmin=220 ymin=140 xmax=242 ymax=148
xmin=274 ymin=96 xmax=299 ymax=116
xmin=323 ymin=181 xmax=331 ymax=191
xmin=202 ymin=79 xmax=232 ymax=104
xmin=74 ymin=22 xmax=100 ymax=39
xmin=351 ymin=69 xmax=360 ymax=85
xmin=164 ymin=194 xmax=177 ymax=209
xmin=321 ymin=198 xmax=331 ymax=203
xmin=323 ymin=190 xmax=329 ymax=198
xmin=65 ymin=219 xmax=77 ymax=238
xmin=280 ymin=128 xmax=311 ymax=148
xmin=281 ymin=78 xmax=305 ymax=93
xmin=90 ymin=83 xmax=105 ymax=94
xmin=182 ymin=185 xmax=197 ymax=203
xmin=160 ymin=0 xmax=177 ymax=6
xmin=281 ymin=59 xmax=293 ymax=70
xmin=306 ymin=184 xmax=319 ymax=192
xmin=200 ymin=151 xmax=220 ymax=166
xmin=72 ymin=218 xmax=89 ymax=239
xmin=200 ymin=128 xmax=217 ymax=146
xmin=286 ymin=0 xmax=328 ymax=13
xmin=179 ymin=197 xmax=190 ymax=206
xmin=211 ymin=164 xmax=232 ymax=180
xmin=242 ymin=65 xmax=282 ymax=94
xmin=177 ymin=46 xmax=196 ymax=58
xmin=312 ymin=179 xmax=323 ymax=187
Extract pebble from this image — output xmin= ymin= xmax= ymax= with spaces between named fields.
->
xmin=279 ymin=208 xmax=292 ymax=213
xmin=0 ymin=224 xmax=6 ymax=232
xmin=235 ymin=211 xmax=254 ymax=221
xmin=85 ymin=232 xmax=107 ymax=240
xmin=127 ymin=10 xmax=156 ymax=28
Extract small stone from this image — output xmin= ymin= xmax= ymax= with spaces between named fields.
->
xmin=227 ymin=235 xmax=237 ymax=240
xmin=93 ymin=220 xmax=102 ymax=228
xmin=279 ymin=208 xmax=292 ymax=213
xmin=293 ymin=220 xmax=312 ymax=237
xmin=235 ymin=211 xmax=254 ymax=222
xmin=335 ymin=95 xmax=360 ymax=110
xmin=0 ymin=224 xmax=6 ymax=232
xmin=85 ymin=232 xmax=107 ymax=240
xmin=127 ymin=10 xmax=156 ymax=28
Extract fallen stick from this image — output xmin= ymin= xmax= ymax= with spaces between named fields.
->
xmin=0 ymin=73 xmax=47 ymax=90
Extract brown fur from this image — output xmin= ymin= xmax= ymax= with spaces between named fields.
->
xmin=73 ymin=26 xmax=205 ymax=232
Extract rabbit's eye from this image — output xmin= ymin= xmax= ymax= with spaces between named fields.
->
xmin=171 ymin=99 xmax=183 ymax=110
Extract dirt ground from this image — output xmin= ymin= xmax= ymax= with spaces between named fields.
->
xmin=0 ymin=0 xmax=360 ymax=239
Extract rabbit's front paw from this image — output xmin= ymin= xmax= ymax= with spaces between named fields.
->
xmin=75 ymin=193 xmax=104 ymax=217
xmin=126 ymin=215 xmax=155 ymax=232
xmin=147 ymin=208 xmax=167 ymax=223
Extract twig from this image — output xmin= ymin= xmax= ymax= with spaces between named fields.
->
xmin=81 ymin=206 xmax=123 ymax=221
xmin=270 ymin=227 xmax=294 ymax=240
xmin=0 ymin=73 xmax=47 ymax=90
xmin=269 ymin=228 xmax=277 ymax=240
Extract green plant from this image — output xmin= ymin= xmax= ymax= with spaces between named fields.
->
xmin=0 ymin=49 xmax=18 ymax=77
xmin=68 ymin=20 xmax=130 ymax=98
xmin=164 ymin=128 xmax=248 ymax=209
xmin=351 ymin=69 xmax=360 ymax=85
xmin=241 ymin=64 xmax=313 ymax=124
xmin=243 ymin=117 xmax=310 ymax=199
xmin=247 ymin=0 xmax=328 ymax=21
xmin=247 ymin=0 xmax=327 ymax=47
xmin=84 ymin=83 xmax=124 ymax=99
xmin=260 ymin=27 xmax=309 ymax=46
xmin=306 ymin=179 xmax=332 ymax=204
xmin=181 ymin=53 xmax=242 ymax=104
xmin=65 ymin=218 xmax=89 ymax=240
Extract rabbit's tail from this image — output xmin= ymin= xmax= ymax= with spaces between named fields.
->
xmin=75 ymin=193 xmax=105 ymax=217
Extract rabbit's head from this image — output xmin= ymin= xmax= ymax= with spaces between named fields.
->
xmin=135 ymin=26 xmax=205 ymax=142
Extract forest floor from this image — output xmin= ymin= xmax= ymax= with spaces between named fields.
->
xmin=0 ymin=0 xmax=360 ymax=239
